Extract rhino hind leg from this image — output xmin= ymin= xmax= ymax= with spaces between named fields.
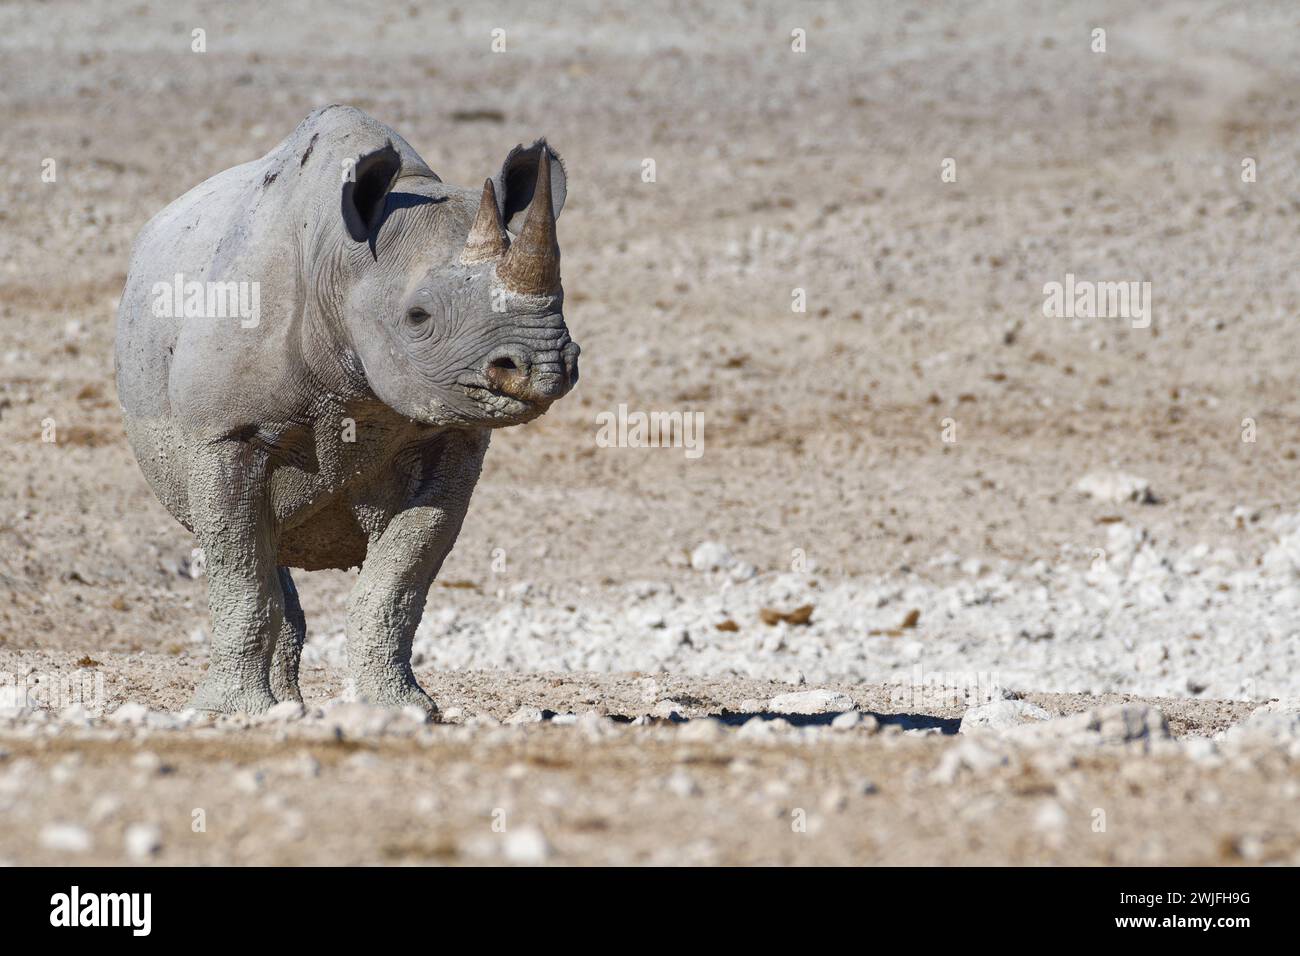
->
xmin=345 ymin=431 xmax=489 ymax=716
xmin=270 ymin=567 xmax=306 ymax=704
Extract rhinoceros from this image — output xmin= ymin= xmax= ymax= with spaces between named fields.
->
xmin=114 ymin=105 xmax=579 ymax=715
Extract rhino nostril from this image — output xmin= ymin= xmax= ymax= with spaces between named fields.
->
xmin=483 ymin=350 xmax=534 ymax=397
xmin=484 ymin=349 xmax=530 ymax=380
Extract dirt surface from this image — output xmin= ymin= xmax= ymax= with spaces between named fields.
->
xmin=1 ymin=650 xmax=1294 ymax=866
xmin=2 ymin=0 xmax=1300 ymax=865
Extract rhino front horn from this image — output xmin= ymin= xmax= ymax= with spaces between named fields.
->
xmin=461 ymin=179 xmax=510 ymax=264
xmin=497 ymin=148 xmax=560 ymax=295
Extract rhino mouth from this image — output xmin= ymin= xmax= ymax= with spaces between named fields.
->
xmin=457 ymin=379 xmax=548 ymax=424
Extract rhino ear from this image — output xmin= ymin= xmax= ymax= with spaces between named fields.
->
xmin=493 ymin=139 xmax=567 ymax=234
xmin=342 ymin=140 xmax=402 ymax=243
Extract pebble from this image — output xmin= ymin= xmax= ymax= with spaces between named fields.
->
xmin=58 ymin=704 xmax=93 ymax=726
xmin=1181 ymin=736 xmax=1220 ymax=765
xmin=666 ymin=770 xmax=700 ymax=797
xmin=344 ymin=751 xmax=382 ymax=771
xmin=39 ymin=823 xmax=92 ymax=853
xmin=88 ymin=795 xmax=121 ymax=824
xmin=234 ymin=769 xmax=266 ymax=793
xmin=504 ymin=705 xmax=546 ymax=725
xmin=768 ymin=689 xmax=854 ymax=714
xmin=960 ymin=699 xmax=1052 ymax=733
xmin=49 ymin=756 xmax=82 ymax=784
xmin=124 ymin=823 xmax=162 ymax=860
xmin=820 ymin=787 xmax=848 ymax=813
xmin=130 ymin=750 xmax=165 ymax=774
xmin=576 ymin=711 xmax=614 ymax=740
xmin=690 ymin=541 xmax=736 ymax=572
xmin=400 ymin=705 xmax=431 ymax=726
xmin=1076 ymin=471 xmax=1155 ymax=504
xmin=738 ymin=716 xmax=792 ymax=740
xmin=284 ymin=753 xmax=321 ymax=778
xmin=678 ymin=717 xmax=727 ymax=742
xmin=931 ymin=739 xmax=1010 ymax=784
xmin=652 ymin=699 xmax=684 ymax=719
xmin=326 ymin=702 xmax=403 ymax=737
xmin=502 ymin=826 xmax=553 ymax=864
xmin=108 ymin=702 xmax=150 ymax=726
xmin=263 ymin=700 xmax=305 ymax=723
xmin=1033 ymin=800 xmax=1069 ymax=832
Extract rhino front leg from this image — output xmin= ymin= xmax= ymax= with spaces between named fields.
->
xmin=270 ymin=567 xmax=306 ymax=704
xmin=346 ymin=430 xmax=489 ymax=714
xmin=188 ymin=440 xmax=282 ymax=715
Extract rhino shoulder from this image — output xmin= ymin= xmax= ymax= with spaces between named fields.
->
xmin=271 ymin=104 xmax=439 ymax=184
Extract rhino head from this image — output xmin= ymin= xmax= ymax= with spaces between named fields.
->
xmin=334 ymin=138 xmax=579 ymax=428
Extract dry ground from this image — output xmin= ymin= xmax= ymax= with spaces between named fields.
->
xmin=1 ymin=650 xmax=1292 ymax=866
xmin=1 ymin=0 xmax=1299 ymax=864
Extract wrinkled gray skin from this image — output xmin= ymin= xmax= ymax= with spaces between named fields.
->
xmin=115 ymin=106 xmax=579 ymax=715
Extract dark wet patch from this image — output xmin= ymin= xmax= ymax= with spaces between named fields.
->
xmin=299 ymin=132 xmax=319 ymax=166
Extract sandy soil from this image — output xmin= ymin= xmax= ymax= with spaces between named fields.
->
xmin=1 ymin=0 xmax=1299 ymax=865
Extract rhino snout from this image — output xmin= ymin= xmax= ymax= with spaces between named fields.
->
xmin=482 ymin=339 xmax=580 ymax=404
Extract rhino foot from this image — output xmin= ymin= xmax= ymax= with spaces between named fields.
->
xmin=189 ymin=677 xmax=279 ymax=716
xmin=353 ymin=675 xmax=440 ymax=718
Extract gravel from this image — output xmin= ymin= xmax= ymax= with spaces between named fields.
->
xmin=300 ymin=516 xmax=1300 ymax=703
xmin=1007 ymin=704 xmax=1172 ymax=748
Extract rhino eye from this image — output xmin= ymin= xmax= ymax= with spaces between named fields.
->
xmin=406 ymin=307 xmax=431 ymax=324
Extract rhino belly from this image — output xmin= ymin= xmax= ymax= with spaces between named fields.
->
xmin=276 ymin=498 xmax=370 ymax=571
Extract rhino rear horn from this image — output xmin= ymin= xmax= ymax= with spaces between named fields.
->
xmin=460 ymin=179 xmax=510 ymax=264
xmin=497 ymin=148 xmax=560 ymax=295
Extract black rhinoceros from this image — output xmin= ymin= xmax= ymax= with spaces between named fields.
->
xmin=115 ymin=105 xmax=579 ymax=715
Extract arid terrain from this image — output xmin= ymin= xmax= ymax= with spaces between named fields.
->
xmin=1 ymin=0 xmax=1299 ymax=865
